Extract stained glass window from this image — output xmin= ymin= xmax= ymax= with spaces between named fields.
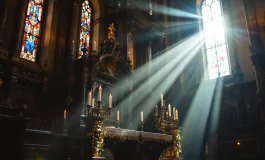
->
xmin=20 ymin=0 xmax=44 ymax=62
xmin=202 ymin=0 xmax=230 ymax=79
xmin=78 ymin=0 xmax=92 ymax=59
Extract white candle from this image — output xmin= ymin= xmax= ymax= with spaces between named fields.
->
xmin=176 ymin=109 xmax=179 ymax=120
xmin=117 ymin=111 xmax=119 ymax=120
xmin=141 ymin=111 xmax=143 ymax=122
xmin=88 ymin=91 xmax=91 ymax=105
xmin=173 ymin=107 xmax=176 ymax=120
xmin=166 ymin=112 xmax=169 ymax=118
xmin=168 ymin=104 xmax=171 ymax=117
xmin=94 ymin=41 xmax=97 ymax=50
xmin=155 ymin=105 xmax=158 ymax=115
xmin=161 ymin=94 xmax=163 ymax=106
xmin=64 ymin=110 xmax=67 ymax=119
xmin=109 ymin=94 xmax=112 ymax=108
xmin=98 ymin=86 xmax=102 ymax=101
xmin=92 ymin=98 xmax=95 ymax=107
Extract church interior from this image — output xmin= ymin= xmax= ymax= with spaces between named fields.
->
xmin=1 ymin=0 xmax=265 ymax=159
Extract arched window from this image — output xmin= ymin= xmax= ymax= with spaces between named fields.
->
xmin=201 ymin=0 xmax=230 ymax=79
xmin=20 ymin=0 xmax=45 ymax=62
xmin=78 ymin=0 xmax=92 ymax=59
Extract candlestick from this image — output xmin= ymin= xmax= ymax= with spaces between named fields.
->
xmin=92 ymin=98 xmax=95 ymax=107
xmin=109 ymin=94 xmax=112 ymax=108
xmin=98 ymin=86 xmax=102 ymax=101
xmin=155 ymin=105 xmax=158 ymax=115
xmin=88 ymin=91 xmax=92 ymax=105
xmin=141 ymin=111 xmax=143 ymax=122
xmin=140 ymin=121 xmax=144 ymax=131
xmin=116 ymin=120 xmax=120 ymax=128
xmin=117 ymin=111 xmax=119 ymax=121
xmin=168 ymin=104 xmax=171 ymax=117
xmin=161 ymin=94 xmax=163 ymax=106
xmin=176 ymin=109 xmax=178 ymax=120
xmin=173 ymin=107 xmax=176 ymax=120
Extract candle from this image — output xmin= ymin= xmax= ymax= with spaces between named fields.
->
xmin=94 ymin=41 xmax=97 ymax=50
xmin=109 ymin=94 xmax=112 ymax=108
xmin=163 ymin=100 xmax=166 ymax=107
xmin=117 ymin=111 xmax=119 ymax=120
xmin=92 ymin=98 xmax=95 ymax=107
xmin=141 ymin=111 xmax=143 ymax=122
xmin=64 ymin=109 xmax=67 ymax=119
xmin=88 ymin=91 xmax=91 ymax=105
xmin=168 ymin=104 xmax=171 ymax=117
xmin=155 ymin=105 xmax=158 ymax=115
xmin=98 ymin=86 xmax=102 ymax=101
xmin=166 ymin=112 xmax=169 ymax=118
xmin=173 ymin=107 xmax=176 ymax=120
xmin=161 ymin=94 xmax=163 ymax=106
xmin=176 ymin=109 xmax=179 ymax=120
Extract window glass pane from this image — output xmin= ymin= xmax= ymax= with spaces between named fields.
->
xmin=211 ymin=1 xmax=221 ymax=18
xmin=78 ymin=0 xmax=92 ymax=59
xmin=206 ymin=48 xmax=218 ymax=79
xmin=205 ymin=0 xmax=213 ymax=6
xmin=20 ymin=0 xmax=44 ymax=62
xmin=217 ymin=45 xmax=230 ymax=77
xmin=203 ymin=21 xmax=215 ymax=49
xmin=213 ymin=17 xmax=226 ymax=46
xmin=201 ymin=5 xmax=211 ymax=22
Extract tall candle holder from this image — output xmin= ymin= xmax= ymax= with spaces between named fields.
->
xmin=83 ymin=101 xmax=112 ymax=158
xmin=140 ymin=121 xmax=144 ymax=131
xmin=154 ymin=105 xmax=167 ymax=134
xmin=167 ymin=119 xmax=181 ymax=158
xmin=155 ymin=102 xmax=182 ymax=158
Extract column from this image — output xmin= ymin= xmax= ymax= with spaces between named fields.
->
xmin=68 ymin=59 xmax=85 ymax=136
xmin=0 ymin=0 xmax=7 ymax=47
xmin=243 ymin=0 xmax=265 ymax=133
xmin=243 ymin=0 xmax=265 ymax=92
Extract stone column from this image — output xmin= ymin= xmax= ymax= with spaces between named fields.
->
xmin=243 ymin=0 xmax=265 ymax=131
xmin=0 ymin=0 xmax=7 ymax=48
xmin=68 ymin=59 xmax=85 ymax=136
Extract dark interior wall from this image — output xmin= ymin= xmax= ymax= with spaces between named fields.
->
xmin=2 ymin=0 xmax=24 ymax=52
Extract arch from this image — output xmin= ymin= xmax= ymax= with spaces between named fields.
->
xmin=20 ymin=0 xmax=45 ymax=62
